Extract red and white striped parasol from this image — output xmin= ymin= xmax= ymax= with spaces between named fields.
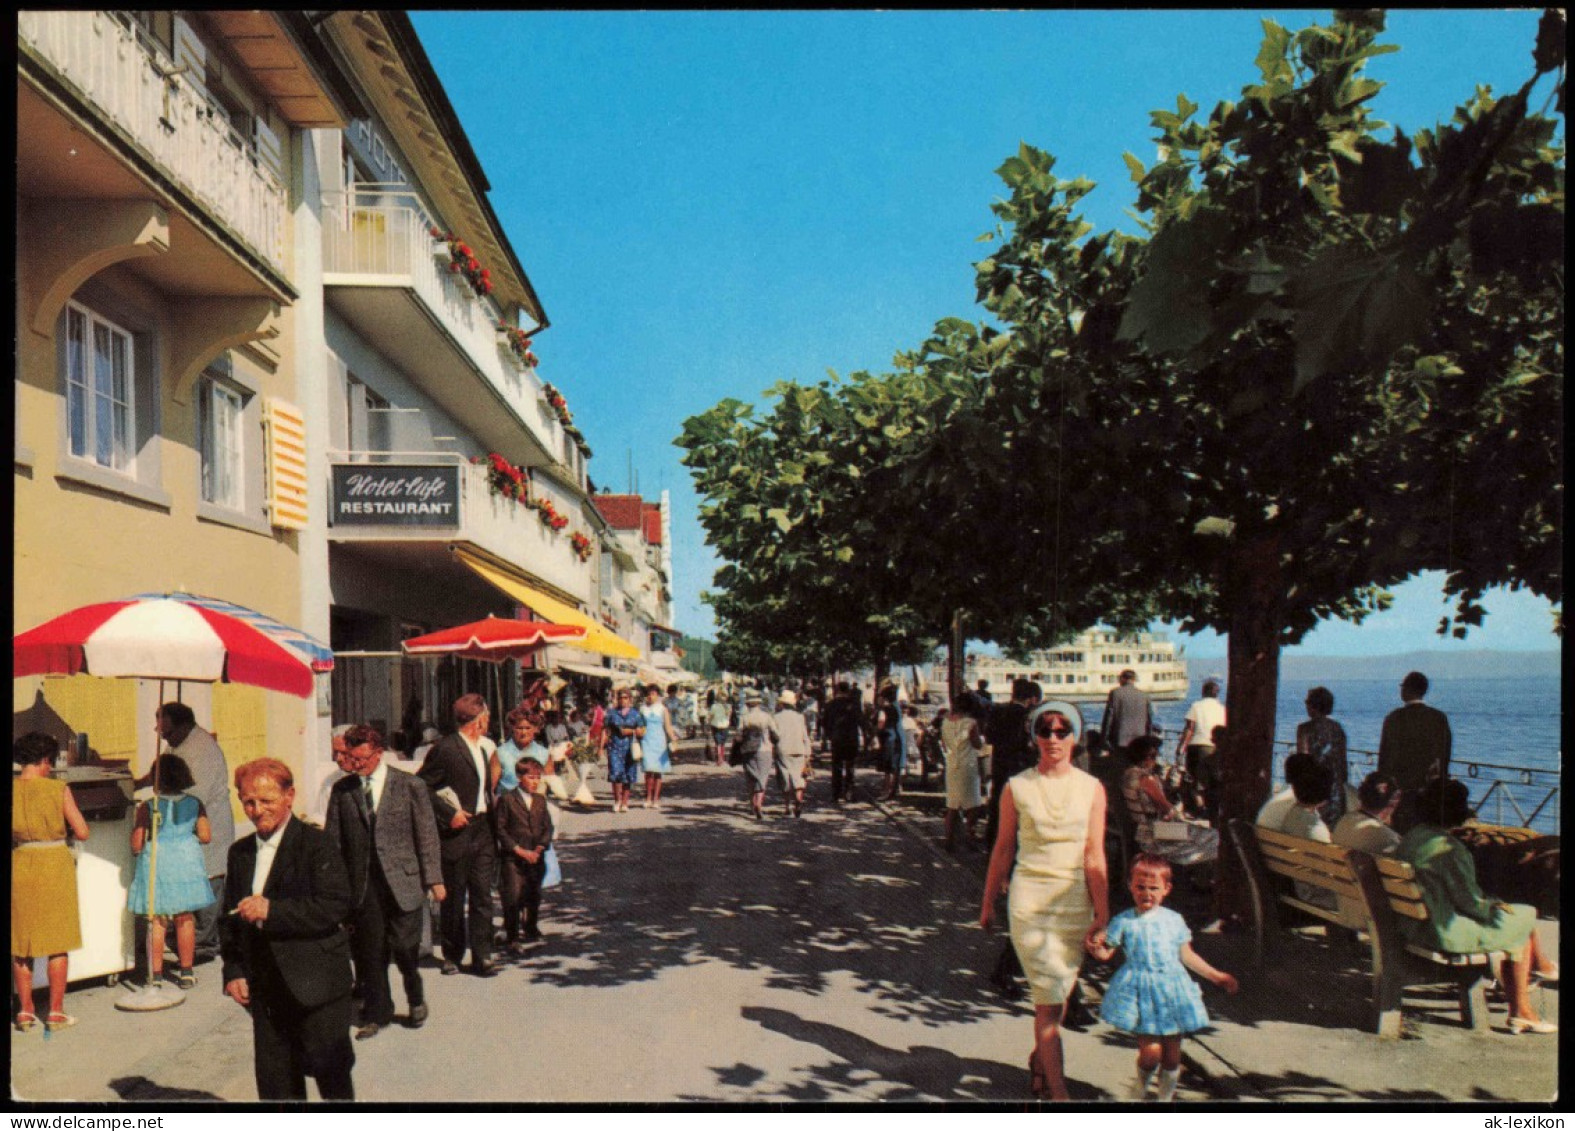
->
xmin=13 ymin=592 xmax=332 ymax=698
xmin=400 ymin=615 xmax=586 ymax=663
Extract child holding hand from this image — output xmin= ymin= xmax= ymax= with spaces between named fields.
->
xmin=1088 ymin=853 xmax=1238 ymax=1101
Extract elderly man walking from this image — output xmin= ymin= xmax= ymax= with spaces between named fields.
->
xmin=418 ymin=693 xmax=500 ymax=978
xmin=772 ymin=690 xmax=812 ymax=818
xmin=221 ymin=758 xmax=355 ymax=1101
xmin=325 ymin=725 xmax=445 ymax=1040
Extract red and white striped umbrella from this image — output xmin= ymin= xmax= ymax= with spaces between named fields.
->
xmin=13 ymin=593 xmax=331 ymax=698
xmin=401 ymin=615 xmax=586 ymax=663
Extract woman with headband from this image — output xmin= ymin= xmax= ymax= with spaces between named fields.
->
xmin=980 ymin=700 xmax=1109 ymax=1100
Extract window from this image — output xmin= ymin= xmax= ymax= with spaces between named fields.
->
xmin=198 ymin=377 xmax=245 ymax=510
xmin=65 ymin=302 xmax=134 ymax=474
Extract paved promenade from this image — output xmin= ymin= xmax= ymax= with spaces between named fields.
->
xmin=10 ymin=744 xmax=1559 ymax=1105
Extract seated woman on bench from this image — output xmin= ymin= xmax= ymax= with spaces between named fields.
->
xmin=1399 ymin=778 xmax=1559 ymax=1035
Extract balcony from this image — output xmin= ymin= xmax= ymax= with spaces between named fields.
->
xmin=327 ymin=453 xmax=592 ymax=604
xmin=17 ymin=10 xmax=287 ymax=281
xmin=322 ymin=198 xmax=566 ymax=469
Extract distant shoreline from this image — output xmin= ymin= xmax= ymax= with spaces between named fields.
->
xmin=1179 ymin=650 xmax=1561 ymax=682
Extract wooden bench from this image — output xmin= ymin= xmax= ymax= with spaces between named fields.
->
xmin=1227 ymin=819 xmax=1509 ymax=1038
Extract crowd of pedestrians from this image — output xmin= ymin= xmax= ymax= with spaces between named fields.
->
xmin=11 ymin=665 xmax=1560 ymax=1102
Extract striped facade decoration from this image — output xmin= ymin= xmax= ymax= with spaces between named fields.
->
xmin=263 ymin=396 xmax=309 ymax=529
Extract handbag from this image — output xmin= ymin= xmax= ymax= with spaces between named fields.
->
xmin=630 ymin=739 xmax=644 ymax=763
xmin=1153 ymin=819 xmax=1191 ymax=842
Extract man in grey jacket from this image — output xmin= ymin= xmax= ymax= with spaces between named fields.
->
xmin=324 ymin=724 xmax=445 ymax=1039
xmin=1101 ymin=669 xmax=1154 ymax=755
xmin=156 ymin=701 xmax=234 ymax=965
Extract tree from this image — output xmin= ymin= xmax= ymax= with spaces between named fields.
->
xmin=964 ymin=11 xmax=1562 ymax=907
xmin=678 ymin=382 xmax=939 ymax=685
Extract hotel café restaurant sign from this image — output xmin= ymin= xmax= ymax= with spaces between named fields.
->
xmin=330 ymin=464 xmax=460 ymax=527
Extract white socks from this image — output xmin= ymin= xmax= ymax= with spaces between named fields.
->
xmin=1128 ymin=1065 xmax=1157 ymax=1100
xmin=1155 ymin=1065 xmax=1181 ymax=1102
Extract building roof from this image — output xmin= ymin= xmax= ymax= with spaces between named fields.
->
xmin=642 ymin=504 xmax=662 ymax=547
xmin=593 ymin=494 xmax=645 ymax=531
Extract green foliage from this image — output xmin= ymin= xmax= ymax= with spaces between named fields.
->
xmin=680 ymin=9 xmax=1562 ymax=699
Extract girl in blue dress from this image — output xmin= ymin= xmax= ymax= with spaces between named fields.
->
xmin=127 ymin=754 xmax=214 ymax=989
xmin=639 ymin=684 xmax=677 ymax=810
xmin=1087 ymin=853 xmax=1237 ymax=1101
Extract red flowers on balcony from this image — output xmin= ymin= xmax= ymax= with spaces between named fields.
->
xmin=476 ymin=452 xmax=528 ymax=500
xmin=473 ymin=453 xmax=582 ymax=543
xmin=495 ymin=322 xmax=540 ymax=369
xmin=431 ymin=225 xmax=494 ymax=298
xmin=541 ymin=383 xmax=594 ymax=461
xmin=570 ymin=532 xmax=594 ymax=562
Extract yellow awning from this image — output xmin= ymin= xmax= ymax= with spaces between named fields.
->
xmin=454 ymin=548 xmax=641 ymax=660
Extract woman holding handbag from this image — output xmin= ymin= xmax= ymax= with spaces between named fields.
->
xmin=1119 ymin=736 xmax=1217 ymax=869
xmin=600 ymin=689 xmax=645 ymax=814
xmin=639 ymin=684 xmax=678 ymax=810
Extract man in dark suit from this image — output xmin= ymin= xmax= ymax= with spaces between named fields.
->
xmin=1379 ymin=670 xmax=1453 ymax=827
xmin=324 ymin=724 xmax=445 ymax=1040
xmin=417 ymin=692 xmax=499 ymax=977
xmin=1101 ymin=668 xmax=1153 ymax=754
xmin=221 ymin=758 xmax=355 ymax=1102
xmin=982 ymin=679 xmax=1041 ymax=1002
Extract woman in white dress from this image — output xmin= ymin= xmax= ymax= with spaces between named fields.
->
xmin=980 ymin=700 xmax=1109 ymax=1101
xmin=941 ymin=695 xmax=985 ymax=850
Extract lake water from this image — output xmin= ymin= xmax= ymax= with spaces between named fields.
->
xmin=1145 ymin=673 xmax=1562 ymax=833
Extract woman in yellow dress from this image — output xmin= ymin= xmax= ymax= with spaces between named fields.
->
xmin=11 ymin=732 xmax=90 ymax=1032
xmin=980 ymin=701 xmax=1109 ymax=1100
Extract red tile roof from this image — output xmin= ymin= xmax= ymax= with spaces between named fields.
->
xmin=593 ymin=494 xmax=645 ymax=530
xmin=642 ymin=505 xmax=662 ymax=546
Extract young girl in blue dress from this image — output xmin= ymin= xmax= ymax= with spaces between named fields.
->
xmin=1087 ymin=853 xmax=1238 ymax=1101
xmin=127 ymin=754 xmax=214 ymax=989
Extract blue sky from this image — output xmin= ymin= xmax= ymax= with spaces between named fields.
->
xmin=409 ymin=9 xmax=1562 ymax=659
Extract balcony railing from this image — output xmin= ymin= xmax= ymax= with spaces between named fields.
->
xmin=322 ymin=197 xmax=565 ymax=458
xmin=329 ymin=452 xmax=591 ymax=602
xmin=17 ymin=10 xmax=287 ymax=273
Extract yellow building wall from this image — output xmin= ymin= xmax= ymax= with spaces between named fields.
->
xmin=14 ymin=259 xmax=314 ymax=807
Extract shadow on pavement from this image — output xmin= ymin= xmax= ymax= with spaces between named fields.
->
xmin=723 ymin=1004 xmax=1108 ymax=1101
xmin=520 ymin=766 xmax=1014 ymax=1029
xmin=109 ymin=1076 xmax=224 ymax=1102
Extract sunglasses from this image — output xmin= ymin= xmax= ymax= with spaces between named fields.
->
xmin=1035 ymin=723 xmax=1075 ymax=740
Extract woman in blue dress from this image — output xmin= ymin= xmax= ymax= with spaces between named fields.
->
xmin=640 ymin=684 xmax=678 ymax=810
xmin=599 ymin=688 xmax=645 ymax=814
xmin=127 ymin=754 xmax=215 ymax=990
xmin=1088 ymin=853 xmax=1237 ymax=1101
xmin=876 ymin=686 xmax=904 ymax=801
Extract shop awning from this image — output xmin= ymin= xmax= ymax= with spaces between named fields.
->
xmin=454 ymin=547 xmax=641 ymax=660
xmin=555 ymin=658 xmax=616 ymax=681
xmin=649 ymin=622 xmax=683 ymax=638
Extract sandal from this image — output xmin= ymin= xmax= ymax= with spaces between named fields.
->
xmin=14 ymin=1012 xmax=39 ymax=1033
xmin=43 ymin=1012 xmax=76 ymax=1032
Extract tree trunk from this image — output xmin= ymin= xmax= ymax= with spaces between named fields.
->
xmin=873 ymin=655 xmax=890 ymax=699
xmin=948 ymin=609 xmax=967 ymax=707
xmin=1217 ymin=536 xmax=1284 ymax=921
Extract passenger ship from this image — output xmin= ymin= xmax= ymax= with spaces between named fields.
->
xmin=938 ymin=629 xmax=1190 ymax=703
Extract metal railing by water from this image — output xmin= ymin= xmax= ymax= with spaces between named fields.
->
xmin=1273 ymin=739 xmax=1561 ymax=835
xmin=18 ymin=10 xmax=287 ymax=272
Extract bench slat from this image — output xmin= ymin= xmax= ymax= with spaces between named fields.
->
xmin=1385 ymin=898 xmax=1430 ymax=921
xmin=1258 ymin=844 xmax=1360 ymax=878
xmin=1403 ymin=943 xmax=1503 ymax=967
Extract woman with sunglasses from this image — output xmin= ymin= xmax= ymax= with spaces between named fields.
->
xmin=980 ymin=701 xmax=1109 ymax=1100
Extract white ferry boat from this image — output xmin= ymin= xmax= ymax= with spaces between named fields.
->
xmin=932 ymin=628 xmax=1190 ymax=704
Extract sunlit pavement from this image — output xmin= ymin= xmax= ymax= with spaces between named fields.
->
xmin=11 ymin=743 xmax=1556 ymax=1103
